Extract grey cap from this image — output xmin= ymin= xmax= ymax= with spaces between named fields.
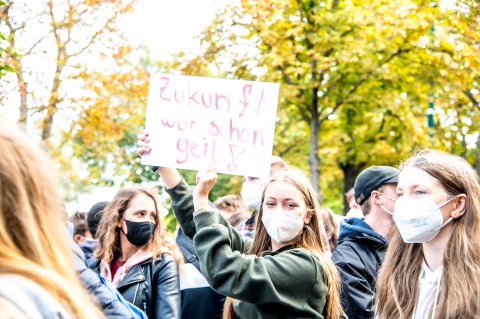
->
xmin=354 ymin=166 xmax=399 ymax=205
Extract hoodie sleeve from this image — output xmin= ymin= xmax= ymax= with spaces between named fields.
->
xmin=164 ymin=178 xmax=197 ymax=238
xmin=192 ymin=210 xmax=326 ymax=307
xmin=166 ymin=178 xmax=251 ymax=255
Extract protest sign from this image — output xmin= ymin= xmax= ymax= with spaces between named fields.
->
xmin=141 ymin=74 xmax=280 ymax=177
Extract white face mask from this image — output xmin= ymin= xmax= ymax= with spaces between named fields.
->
xmin=262 ymin=210 xmax=307 ymax=244
xmin=241 ymin=182 xmax=264 ymax=210
xmin=393 ymin=197 xmax=454 ymax=243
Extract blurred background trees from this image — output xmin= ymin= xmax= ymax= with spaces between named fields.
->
xmin=1 ymin=0 xmax=479 ymax=223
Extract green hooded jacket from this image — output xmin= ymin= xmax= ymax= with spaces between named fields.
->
xmin=166 ymin=179 xmax=328 ymax=319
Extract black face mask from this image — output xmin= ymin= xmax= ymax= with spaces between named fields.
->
xmin=121 ymin=218 xmax=155 ymax=247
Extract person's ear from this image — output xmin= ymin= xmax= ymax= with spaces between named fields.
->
xmin=305 ymin=209 xmax=314 ymax=224
xmin=451 ymin=194 xmax=467 ymax=219
xmin=74 ymin=234 xmax=84 ymax=245
xmin=371 ymin=191 xmax=382 ymax=205
xmin=117 ymin=217 xmax=123 ymax=228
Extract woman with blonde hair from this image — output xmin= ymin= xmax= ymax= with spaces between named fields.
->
xmin=89 ymin=187 xmax=182 ymax=319
xmin=0 ymin=121 xmax=103 ymax=318
xmin=137 ymin=132 xmax=343 ymax=319
xmin=376 ymin=149 xmax=480 ymax=318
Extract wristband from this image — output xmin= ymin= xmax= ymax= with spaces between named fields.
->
xmin=193 ymin=206 xmax=211 ymax=217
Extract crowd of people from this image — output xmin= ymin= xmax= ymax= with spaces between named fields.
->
xmin=2 ymin=119 xmax=480 ymax=319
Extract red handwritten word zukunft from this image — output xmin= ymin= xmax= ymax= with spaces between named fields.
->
xmin=158 ymin=76 xmax=267 ymax=118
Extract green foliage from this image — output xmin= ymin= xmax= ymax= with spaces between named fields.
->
xmin=3 ymin=0 xmax=479 ymax=219
xmin=182 ymin=0 xmax=480 ymax=212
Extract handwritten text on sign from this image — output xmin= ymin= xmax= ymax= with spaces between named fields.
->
xmin=141 ymin=74 xmax=280 ymax=177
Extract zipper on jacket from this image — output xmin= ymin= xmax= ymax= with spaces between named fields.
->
xmin=132 ymin=282 xmax=140 ymax=305
xmin=141 ymin=266 xmax=147 ymax=314
xmin=135 ymin=266 xmax=145 ymax=312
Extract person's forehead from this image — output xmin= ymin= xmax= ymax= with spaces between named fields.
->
xmin=265 ymin=181 xmax=302 ymax=197
xmin=397 ymin=167 xmax=441 ymax=188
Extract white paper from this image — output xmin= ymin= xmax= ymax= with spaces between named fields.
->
xmin=141 ymin=73 xmax=280 ymax=178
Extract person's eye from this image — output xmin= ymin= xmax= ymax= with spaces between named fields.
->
xmin=397 ymin=193 xmax=404 ymax=197
xmin=264 ymin=202 xmax=275 ymax=206
xmin=285 ymin=203 xmax=297 ymax=208
xmin=415 ymin=190 xmax=426 ymax=196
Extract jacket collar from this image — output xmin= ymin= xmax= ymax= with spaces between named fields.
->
xmin=101 ymin=250 xmax=154 ymax=287
xmin=337 ymin=217 xmax=388 ymax=246
xmin=116 ymin=259 xmax=151 ymax=289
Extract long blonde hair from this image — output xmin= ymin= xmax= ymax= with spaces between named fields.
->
xmin=94 ymin=187 xmax=183 ymax=266
xmin=224 ymin=168 xmax=343 ymax=319
xmin=376 ymin=149 xmax=480 ymax=318
xmin=0 ymin=122 xmax=102 ymax=318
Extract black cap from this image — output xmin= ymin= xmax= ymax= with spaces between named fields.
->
xmin=354 ymin=166 xmax=399 ymax=205
xmin=87 ymin=201 xmax=109 ymax=239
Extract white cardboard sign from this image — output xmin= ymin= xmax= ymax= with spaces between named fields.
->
xmin=141 ymin=74 xmax=280 ymax=178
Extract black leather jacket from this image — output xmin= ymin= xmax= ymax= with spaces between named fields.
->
xmin=89 ymin=254 xmax=181 ymax=319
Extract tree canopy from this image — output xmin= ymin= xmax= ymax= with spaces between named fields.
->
xmin=1 ymin=0 xmax=479 ymax=217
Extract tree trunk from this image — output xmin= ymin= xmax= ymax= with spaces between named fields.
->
xmin=308 ymin=116 xmax=321 ymax=198
xmin=41 ymin=79 xmax=60 ymax=142
xmin=17 ymin=75 xmax=28 ymax=124
xmin=41 ymin=41 xmax=65 ymax=142
xmin=339 ymin=163 xmax=364 ymax=215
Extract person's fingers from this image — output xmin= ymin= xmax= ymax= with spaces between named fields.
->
xmin=196 ymin=165 xmax=217 ymax=183
xmin=137 ymin=131 xmax=150 ymax=141
xmin=137 ymin=140 xmax=149 ymax=148
xmin=193 ymin=164 xmax=218 ymax=202
xmin=137 ymin=147 xmax=151 ymax=157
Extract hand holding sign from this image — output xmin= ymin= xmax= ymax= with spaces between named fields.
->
xmin=141 ymin=74 xmax=280 ymax=178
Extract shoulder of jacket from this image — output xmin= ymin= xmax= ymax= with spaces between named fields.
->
xmin=338 ymin=232 xmax=385 ymax=245
xmin=280 ymin=248 xmax=323 ymax=265
xmin=151 ymin=253 xmax=178 ymax=270
xmin=332 ymin=239 xmax=384 ymax=264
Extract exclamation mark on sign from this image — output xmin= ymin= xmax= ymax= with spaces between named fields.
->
xmin=227 ymin=144 xmax=246 ymax=172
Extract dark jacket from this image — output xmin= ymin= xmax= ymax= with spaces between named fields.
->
xmin=89 ymin=254 xmax=181 ymax=319
xmin=331 ymin=218 xmax=388 ymax=319
xmin=176 ymin=228 xmax=224 ymax=319
xmin=72 ymin=241 xmax=135 ymax=319
xmin=167 ymin=179 xmax=328 ymax=319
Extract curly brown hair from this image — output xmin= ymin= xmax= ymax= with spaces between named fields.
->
xmin=94 ymin=187 xmax=183 ymax=267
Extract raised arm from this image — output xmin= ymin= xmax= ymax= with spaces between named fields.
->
xmin=137 ymin=130 xmax=198 ymax=235
xmin=136 ymin=130 xmax=251 ymax=252
xmin=137 ymin=130 xmax=181 ymax=188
